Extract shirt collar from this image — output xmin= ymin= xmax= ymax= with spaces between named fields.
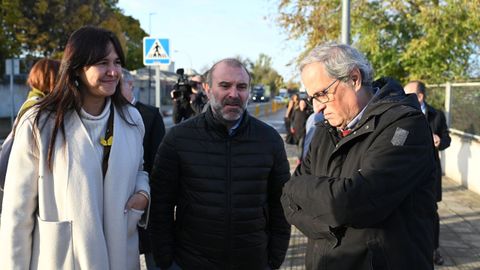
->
xmin=228 ymin=114 xmax=244 ymax=136
xmin=420 ymin=102 xmax=426 ymax=115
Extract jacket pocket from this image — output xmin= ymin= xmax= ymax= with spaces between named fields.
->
xmin=175 ymin=203 xmax=190 ymax=229
xmin=367 ymin=240 xmax=390 ymax=270
xmin=127 ymin=208 xmax=144 ymax=238
xmin=32 ymin=216 xmax=74 ymax=270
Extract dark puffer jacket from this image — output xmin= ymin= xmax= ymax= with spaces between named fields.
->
xmin=150 ymin=107 xmax=291 ymax=270
xmin=281 ymin=78 xmax=437 ymax=270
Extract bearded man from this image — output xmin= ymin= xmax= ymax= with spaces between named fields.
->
xmin=149 ymin=58 xmax=291 ymax=270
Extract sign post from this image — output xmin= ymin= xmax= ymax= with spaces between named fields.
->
xmin=143 ymin=38 xmax=171 ymax=110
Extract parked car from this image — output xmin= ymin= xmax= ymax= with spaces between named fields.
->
xmin=274 ymin=96 xmax=286 ymax=103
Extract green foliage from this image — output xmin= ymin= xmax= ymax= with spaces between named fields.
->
xmin=110 ymin=8 xmax=148 ymax=70
xmin=0 ymin=0 xmax=147 ymax=74
xmin=275 ymin=0 xmax=480 ymax=84
xmin=284 ymin=80 xmax=301 ymax=91
xmin=232 ymin=54 xmax=285 ymax=95
xmin=0 ymin=0 xmax=23 ymax=76
xmin=427 ymin=86 xmax=446 ymax=112
xmin=250 ymin=54 xmax=284 ymax=95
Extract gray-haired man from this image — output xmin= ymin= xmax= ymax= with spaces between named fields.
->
xmin=121 ymin=69 xmax=165 ymax=270
xmin=282 ymin=43 xmax=437 ymax=270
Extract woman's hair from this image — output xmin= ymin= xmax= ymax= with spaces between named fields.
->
xmin=34 ymin=25 xmax=131 ymax=167
xmin=27 ymin=58 xmax=60 ymax=94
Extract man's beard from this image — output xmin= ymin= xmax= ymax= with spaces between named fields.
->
xmin=210 ymin=94 xmax=247 ymax=123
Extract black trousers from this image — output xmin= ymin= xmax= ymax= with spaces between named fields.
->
xmin=434 ymin=203 xmax=440 ymax=249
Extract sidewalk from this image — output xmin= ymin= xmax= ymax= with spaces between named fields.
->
xmin=436 ymin=177 xmax=480 ymax=269
xmin=282 ymin=136 xmax=480 ymax=269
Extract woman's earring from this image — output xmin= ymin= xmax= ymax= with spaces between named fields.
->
xmin=74 ymin=79 xmax=79 ymax=87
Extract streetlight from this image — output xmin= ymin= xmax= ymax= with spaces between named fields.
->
xmin=149 ymin=12 xmax=156 ymax=36
xmin=341 ymin=0 xmax=350 ymax=44
xmin=148 ymin=12 xmax=156 ymax=105
xmin=174 ymin=49 xmax=193 ymax=71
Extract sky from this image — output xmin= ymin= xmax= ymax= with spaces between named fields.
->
xmin=117 ymin=0 xmax=305 ymax=81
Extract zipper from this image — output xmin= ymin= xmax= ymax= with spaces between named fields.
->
xmin=226 ymin=138 xmax=232 ymax=269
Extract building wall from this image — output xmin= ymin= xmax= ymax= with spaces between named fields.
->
xmin=0 ymin=83 xmax=29 ymax=118
xmin=443 ymin=133 xmax=480 ymax=195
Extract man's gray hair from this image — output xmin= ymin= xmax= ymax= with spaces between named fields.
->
xmin=300 ymin=42 xmax=374 ymax=86
xmin=122 ymin=68 xmax=134 ymax=83
xmin=206 ymin=58 xmax=251 ymax=86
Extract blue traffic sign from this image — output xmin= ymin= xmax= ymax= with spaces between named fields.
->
xmin=143 ymin=37 xmax=170 ymax=65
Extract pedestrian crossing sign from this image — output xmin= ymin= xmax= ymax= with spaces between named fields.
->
xmin=143 ymin=37 xmax=170 ymax=65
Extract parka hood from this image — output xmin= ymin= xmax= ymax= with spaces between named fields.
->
xmin=366 ymin=77 xmax=421 ymax=117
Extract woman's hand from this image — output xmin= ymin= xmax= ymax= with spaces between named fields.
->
xmin=125 ymin=192 xmax=148 ymax=211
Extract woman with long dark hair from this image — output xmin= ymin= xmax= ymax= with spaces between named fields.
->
xmin=0 ymin=26 xmax=149 ymax=269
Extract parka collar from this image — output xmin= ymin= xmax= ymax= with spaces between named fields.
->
xmin=364 ymin=77 xmax=420 ymax=119
xmin=204 ymin=106 xmax=250 ymax=137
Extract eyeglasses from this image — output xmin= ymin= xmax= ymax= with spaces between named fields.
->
xmin=307 ymin=77 xmax=345 ymax=105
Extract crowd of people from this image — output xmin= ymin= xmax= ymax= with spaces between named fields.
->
xmin=0 ymin=25 xmax=450 ymax=270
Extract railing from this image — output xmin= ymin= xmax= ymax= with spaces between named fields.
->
xmin=427 ymin=82 xmax=480 ymax=141
xmin=250 ymin=100 xmax=286 ymax=118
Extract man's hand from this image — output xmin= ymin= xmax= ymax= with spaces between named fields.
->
xmin=433 ymin=134 xmax=440 ymax=148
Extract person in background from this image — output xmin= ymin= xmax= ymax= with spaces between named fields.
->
xmin=281 ymin=42 xmax=437 ymax=270
xmin=122 ymin=69 xmax=166 ymax=173
xmin=291 ymin=98 xmax=310 ymax=164
xmin=284 ymin=93 xmax=299 ymax=144
xmin=0 ymin=26 xmax=149 ymax=269
xmin=149 ymin=58 xmax=291 ymax=270
xmin=20 ymin=59 xmax=61 ymax=116
xmin=404 ymin=80 xmax=451 ymax=266
xmin=0 ymin=58 xmax=60 ymax=213
xmin=122 ymin=68 xmax=165 ymax=270
xmin=189 ymin=74 xmax=208 ymax=115
xmin=171 ymin=74 xmax=208 ymax=124
xmin=302 ymin=107 xmax=324 ymax=160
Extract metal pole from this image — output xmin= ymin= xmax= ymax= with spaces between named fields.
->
xmin=149 ymin=12 xmax=156 ymax=36
xmin=155 ymin=65 xmax=161 ymax=110
xmin=445 ymin=82 xmax=452 ymax=127
xmin=341 ymin=0 xmax=351 ymax=44
xmin=148 ymin=67 xmax=152 ymax=105
xmin=9 ymin=59 xmax=15 ymax=127
xmin=148 ymin=13 xmax=156 ymax=106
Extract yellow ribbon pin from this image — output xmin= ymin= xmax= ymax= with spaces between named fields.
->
xmin=100 ymin=136 xmax=113 ymax=146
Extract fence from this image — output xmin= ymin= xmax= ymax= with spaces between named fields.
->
xmin=428 ymin=81 xmax=480 ymax=195
xmin=428 ymin=82 xmax=480 ymax=140
xmin=251 ymin=100 xmax=285 ymax=118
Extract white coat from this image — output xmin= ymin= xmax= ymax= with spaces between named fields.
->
xmin=0 ymin=103 xmax=149 ymax=270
